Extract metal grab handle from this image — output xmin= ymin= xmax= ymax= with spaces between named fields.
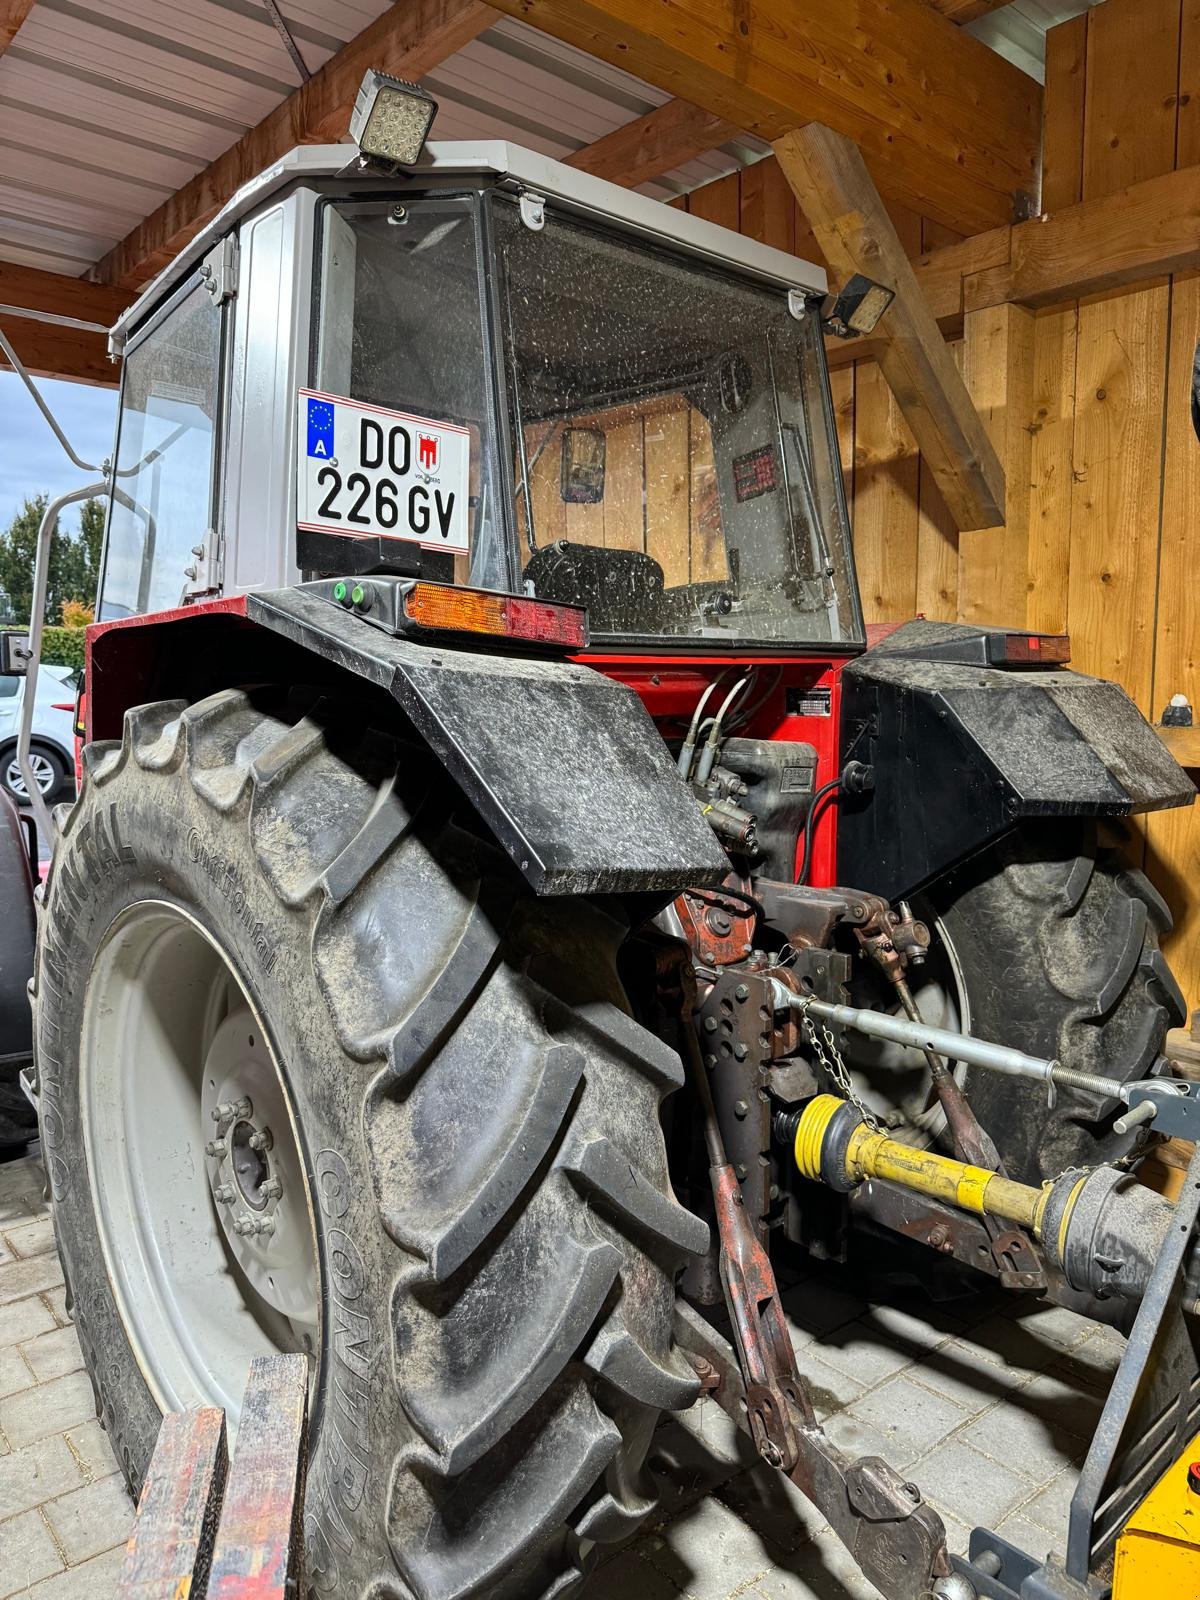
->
xmin=16 ymin=482 xmax=107 ymax=840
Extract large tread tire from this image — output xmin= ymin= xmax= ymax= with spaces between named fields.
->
xmin=933 ymin=821 xmax=1185 ymax=1184
xmin=34 ymin=689 xmax=707 ymax=1600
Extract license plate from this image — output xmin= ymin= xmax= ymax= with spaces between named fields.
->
xmin=296 ymin=389 xmax=470 ymax=553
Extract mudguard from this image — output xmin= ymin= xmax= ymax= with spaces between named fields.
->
xmin=837 ymin=621 xmax=1196 ymax=901
xmin=0 ymin=788 xmax=35 ymax=1069
xmin=247 ymin=585 xmax=729 ymax=896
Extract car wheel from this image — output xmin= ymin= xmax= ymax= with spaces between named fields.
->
xmin=3 ymin=743 xmax=67 ymax=802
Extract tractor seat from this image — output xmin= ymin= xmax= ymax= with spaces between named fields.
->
xmin=523 ymin=541 xmax=666 ymax=634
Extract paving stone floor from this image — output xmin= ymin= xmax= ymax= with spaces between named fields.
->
xmin=0 ymin=1148 xmax=1123 ymax=1600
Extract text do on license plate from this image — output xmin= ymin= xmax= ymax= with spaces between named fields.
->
xmin=296 ymin=389 xmax=470 ymax=553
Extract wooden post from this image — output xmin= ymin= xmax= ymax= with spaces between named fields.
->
xmin=958 ymin=303 xmax=1036 ymax=627
xmin=775 ymin=123 xmax=1007 ymax=533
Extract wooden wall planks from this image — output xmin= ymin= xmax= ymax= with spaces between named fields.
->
xmin=672 ymin=0 xmax=1200 ymax=1006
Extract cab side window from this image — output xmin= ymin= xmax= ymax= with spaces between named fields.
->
xmin=98 ymin=283 xmax=222 ymax=620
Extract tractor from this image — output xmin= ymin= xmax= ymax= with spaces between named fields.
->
xmin=7 ymin=73 xmax=1200 ymax=1600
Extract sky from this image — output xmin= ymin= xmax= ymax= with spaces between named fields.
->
xmin=0 ymin=370 xmax=119 ymax=539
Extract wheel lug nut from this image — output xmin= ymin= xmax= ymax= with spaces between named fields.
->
xmin=248 ymin=1128 xmax=273 ymax=1153
xmin=213 ymin=1184 xmax=235 ymax=1204
xmin=211 ymin=1096 xmax=252 ymax=1124
xmin=233 ymin=1217 xmax=253 ymax=1235
xmin=205 ymin=1138 xmax=227 ymax=1158
xmin=261 ymin=1177 xmax=283 ymax=1200
xmin=254 ymin=1217 xmax=275 ymax=1236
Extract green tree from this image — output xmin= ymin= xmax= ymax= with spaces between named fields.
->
xmin=0 ymin=494 xmax=106 ymax=624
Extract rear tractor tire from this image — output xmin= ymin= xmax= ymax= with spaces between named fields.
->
xmin=932 ymin=821 xmax=1185 ymax=1184
xmin=34 ymin=689 xmax=707 ymax=1600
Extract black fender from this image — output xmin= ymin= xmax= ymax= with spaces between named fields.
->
xmin=0 ymin=788 xmax=35 ymax=1069
xmin=87 ymin=586 xmax=729 ymax=899
xmin=837 ymin=621 xmax=1196 ymax=901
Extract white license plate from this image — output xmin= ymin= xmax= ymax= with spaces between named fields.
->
xmin=296 ymin=388 xmax=470 ymax=553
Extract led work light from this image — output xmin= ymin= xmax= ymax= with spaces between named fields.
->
xmin=822 ymin=274 xmax=896 ymax=338
xmin=350 ymin=69 xmax=438 ymax=168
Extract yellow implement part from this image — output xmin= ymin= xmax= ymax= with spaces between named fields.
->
xmin=1114 ymin=1431 xmax=1200 ymax=1597
xmin=791 ymin=1095 xmax=1052 ymax=1236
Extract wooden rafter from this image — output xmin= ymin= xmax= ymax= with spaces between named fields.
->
xmin=928 ymin=0 xmax=1016 ymax=20
xmin=0 ymin=263 xmax=131 ymax=387
xmin=567 ymin=99 xmax=738 ymax=189
xmin=777 ymin=123 xmax=1005 ymax=531
xmin=1 ymin=0 xmax=35 ymax=53
xmin=484 ymin=0 xmax=1040 ymax=235
xmin=91 ymin=0 xmax=497 ymax=292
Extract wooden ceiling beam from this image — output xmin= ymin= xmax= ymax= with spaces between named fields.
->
xmin=0 ymin=262 xmax=130 ymax=387
xmin=91 ymin=0 xmax=497 ymax=292
xmin=928 ymin=0 xmax=1016 ymax=21
xmin=566 ymin=98 xmax=738 ymax=189
xmin=0 ymin=262 xmax=130 ymax=328
xmin=777 ymin=122 xmax=1005 ymax=530
xmin=485 ymin=0 xmax=1039 ymax=235
xmin=0 ymin=315 xmax=116 ymax=387
xmin=1 ymin=0 xmax=36 ymax=53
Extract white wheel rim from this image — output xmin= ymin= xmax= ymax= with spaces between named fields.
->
xmin=6 ymin=751 xmax=54 ymax=797
xmin=80 ymin=901 xmax=319 ymax=1427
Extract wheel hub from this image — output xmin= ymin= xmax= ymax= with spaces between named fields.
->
xmin=200 ymin=1010 xmax=316 ymax=1327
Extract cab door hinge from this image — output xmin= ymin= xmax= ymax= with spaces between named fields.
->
xmin=200 ymin=235 xmax=239 ymax=305
xmin=182 ymin=526 xmax=224 ymax=600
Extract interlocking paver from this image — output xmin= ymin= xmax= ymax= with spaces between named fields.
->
xmin=0 ymin=1294 xmax=55 ymax=1350
xmin=23 ymin=1545 xmax=125 ymax=1600
xmin=0 ymin=1153 xmax=1115 ymax=1600
xmin=0 ymin=1509 xmax=64 ymax=1598
xmin=0 ymin=1370 xmax=95 ymax=1450
xmin=21 ymin=1326 xmax=84 ymax=1385
xmin=0 ymin=1435 xmax=84 ymax=1521
xmin=41 ymin=1473 xmax=132 ymax=1566
xmin=2 ymin=1216 xmax=55 ymax=1261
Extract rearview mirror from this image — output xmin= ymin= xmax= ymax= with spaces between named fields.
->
xmin=561 ymin=428 xmax=606 ymax=504
xmin=0 ymin=633 xmax=30 ymax=676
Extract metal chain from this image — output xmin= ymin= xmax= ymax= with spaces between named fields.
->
xmin=796 ymin=996 xmax=881 ymax=1129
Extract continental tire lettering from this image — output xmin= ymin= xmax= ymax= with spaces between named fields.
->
xmin=185 ymin=828 xmax=278 ymax=972
xmin=312 ymin=1152 xmax=373 ymax=1593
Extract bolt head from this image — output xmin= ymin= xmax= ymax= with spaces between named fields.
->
xmin=733 ymin=1042 xmax=749 ymax=1060
xmin=733 ymin=1099 xmax=749 ymax=1119
xmin=213 ymin=1184 xmax=234 ymax=1204
xmin=734 ymin=983 xmax=750 ymax=1001
xmin=703 ymin=1016 xmax=718 ymax=1033
xmin=759 ymin=1440 xmax=784 ymax=1469
xmin=254 ymin=1216 xmax=276 ymax=1236
xmin=261 ymin=1177 xmax=283 ymax=1200
xmin=205 ymin=1139 xmax=227 ymax=1158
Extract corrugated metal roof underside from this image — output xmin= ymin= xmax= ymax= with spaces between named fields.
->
xmin=0 ymin=2 xmax=1085 ymax=285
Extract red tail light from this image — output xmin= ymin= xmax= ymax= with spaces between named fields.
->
xmin=1003 ymin=633 xmax=1070 ymax=665
xmin=402 ymin=583 xmax=588 ymax=651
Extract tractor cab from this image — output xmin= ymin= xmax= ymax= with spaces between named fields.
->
xmin=100 ymin=142 xmax=863 ymax=655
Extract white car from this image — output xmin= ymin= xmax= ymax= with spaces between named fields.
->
xmin=0 ymin=663 xmax=77 ymax=802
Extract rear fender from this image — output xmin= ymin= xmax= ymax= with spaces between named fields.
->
xmin=86 ymin=589 xmax=729 ymax=898
xmin=837 ymin=621 xmax=1196 ymax=901
xmin=0 ymin=789 xmax=35 ymax=1067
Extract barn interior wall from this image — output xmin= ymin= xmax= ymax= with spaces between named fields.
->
xmin=675 ymin=0 xmax=1200 ymax=1011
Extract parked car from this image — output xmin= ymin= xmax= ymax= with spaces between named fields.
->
xmin=0 ymin=662 xmax=77 ymax=802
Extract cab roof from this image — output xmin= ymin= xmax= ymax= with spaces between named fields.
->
xmin=110 ymin=141 xmax=827 ymax=350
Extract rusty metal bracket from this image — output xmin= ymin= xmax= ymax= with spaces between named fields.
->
xmin=675 ymin=1299 xmax=951 ymax=1600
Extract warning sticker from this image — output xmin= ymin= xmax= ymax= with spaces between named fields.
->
xmin=296 ymin=388 xmax=470 ymax=553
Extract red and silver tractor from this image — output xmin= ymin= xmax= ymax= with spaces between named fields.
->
xmin=6 ymin=73 xmax=1200 ymax=1600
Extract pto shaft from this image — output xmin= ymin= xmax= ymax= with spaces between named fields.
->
xmin=787 ymin=1095 xmax=1185 ymax=1309
xmin=792 ymin=1095 xmax=1052 ymax=1236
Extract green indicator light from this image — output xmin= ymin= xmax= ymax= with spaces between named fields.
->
xmin=333 ymin=580 xmax=347 ymax=603
xmin=351 ymin=584 xmax=366 ymax=607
